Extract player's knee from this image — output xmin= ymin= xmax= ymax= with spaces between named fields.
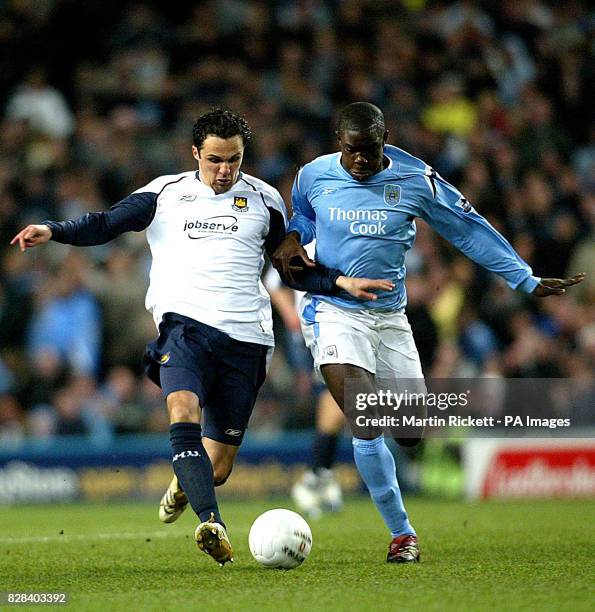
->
xmin=168 ymin=405 xmax=197 ymax=423
xmin=167 ymin=393 xmax=199 ymax=424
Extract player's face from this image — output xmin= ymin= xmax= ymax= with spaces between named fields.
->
xmin=193 ymin=135 xmax=244 ymax=194
xmin=338 ymin=129 xmax=388 ymax=181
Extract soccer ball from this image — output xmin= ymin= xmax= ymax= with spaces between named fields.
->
xmin=248 ymin=509 xmax=312 ymax=569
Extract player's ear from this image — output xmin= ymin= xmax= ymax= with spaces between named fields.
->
xmin=336 ymin=130 xmax=342 ymax=144
xmin=192 ymin=145 xmax=200 ymax=161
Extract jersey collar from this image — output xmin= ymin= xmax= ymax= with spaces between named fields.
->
xmin=194 ymin=171 xmax=244 ymax=195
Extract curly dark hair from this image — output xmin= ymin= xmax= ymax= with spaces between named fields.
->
xmin=192 ymin=108 xmax=252 ymax=149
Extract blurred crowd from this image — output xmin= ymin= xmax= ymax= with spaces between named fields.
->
xmin=0 ymin=0 xmax=593 ymax=442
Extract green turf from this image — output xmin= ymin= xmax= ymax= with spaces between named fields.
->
xmin=1 ymin=498 xmax=593 ymax=611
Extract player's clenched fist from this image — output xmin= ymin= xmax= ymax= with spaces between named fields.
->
xmin=272 ymin=231 xmax=316 ymax=284
xmin=10 ymin=224 xmax=52 ymax=252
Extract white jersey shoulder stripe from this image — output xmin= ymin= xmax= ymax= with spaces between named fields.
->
xmin=239 ymin=173 xmax=288 ymax=226
xmin=133 ymin=171 xmax=193 ymax=195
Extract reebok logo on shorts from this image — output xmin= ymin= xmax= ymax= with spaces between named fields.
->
xmin=323 ymin=345 xmax=338 ymax=358
xmin=224 ymin=429 xmax=242 ymax=437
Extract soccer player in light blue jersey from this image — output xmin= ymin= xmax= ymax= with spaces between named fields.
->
xmin=273 ymin=102 xmax=585 ymax=563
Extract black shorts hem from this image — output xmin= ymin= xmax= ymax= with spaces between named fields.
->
xmin=202 ymin=427 xmax=245 ymax=446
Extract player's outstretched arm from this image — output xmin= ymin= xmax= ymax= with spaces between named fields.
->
xmin=532 ymin=273 xmax=586 ymax=297
xmin=11 ymin=192 xmax=158 ymax=250
xmin=272 ymin=231 xmax=316 ymax=284
xmin=10 ymin=224 xmax=52 ymax=252
xmin=336 ymin=276 xmax=395 ymax=300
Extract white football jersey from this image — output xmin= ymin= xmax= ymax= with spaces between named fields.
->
xmin=136 ymin=171 xmax=287 ymax=346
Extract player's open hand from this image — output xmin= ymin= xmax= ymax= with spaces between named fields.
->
xmin=272 ymin=232 xmax=316 ymax=283
xmin=10 ymin=224 xmax=52 ymax=252
xmin=335 ymin=276 xmax=395 ymax=300
xmin=532 ymin=273 xmax=586 ymax=297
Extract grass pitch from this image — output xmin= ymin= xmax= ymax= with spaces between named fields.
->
xmin=1 ymin=498 xmax=593 ymax=611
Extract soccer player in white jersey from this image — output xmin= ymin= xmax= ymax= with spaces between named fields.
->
xmin=273 ymin=102 xmax=585 ymax=563
xmin=11 ymin=108 xmax=394 ymax=566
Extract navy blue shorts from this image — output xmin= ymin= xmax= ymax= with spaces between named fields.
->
xmin=143 ymin=313 xmax=270 ymax=446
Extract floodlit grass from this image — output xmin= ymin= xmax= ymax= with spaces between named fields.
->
xmin=1 ymin=498 xmax=593 ymax=611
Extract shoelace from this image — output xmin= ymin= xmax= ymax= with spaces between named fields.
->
xmin=398 ymin=543 xmax=418 ymax=557
xmin=391 ymin=537 xmax=417 ymax=555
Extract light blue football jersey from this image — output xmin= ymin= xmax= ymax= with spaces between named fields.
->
xmin=288 ymin=144 xmax=539 ymax=310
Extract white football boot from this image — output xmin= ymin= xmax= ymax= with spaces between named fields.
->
xmin=291 ymin=470 xmax=323 ymax=519
xmin=158 ymin=474 xmax=188 ymax=523
xmin=318 ymin=468 xmax=344 ymax=513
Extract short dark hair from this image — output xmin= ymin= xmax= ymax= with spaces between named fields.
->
xmin=337 ymin=102 xmax=385 ymax=137
xmin=192 ymin=108 xmax=252 ymax=149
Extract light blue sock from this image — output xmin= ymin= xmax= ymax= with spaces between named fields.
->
xmin=352 ymin=436 xmax=415 ymax=537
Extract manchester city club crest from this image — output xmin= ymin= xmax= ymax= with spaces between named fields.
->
xmin=324 ymin=345 xmax=338 ymax=358
xmin=383 ymin=184 xmax=401 ymax=207
xmin=232 ymin=196 xmax=249 ymax=212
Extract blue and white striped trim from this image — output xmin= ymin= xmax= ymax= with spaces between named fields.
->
xmin=301 ymin=296 xmax=321 ymax=338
